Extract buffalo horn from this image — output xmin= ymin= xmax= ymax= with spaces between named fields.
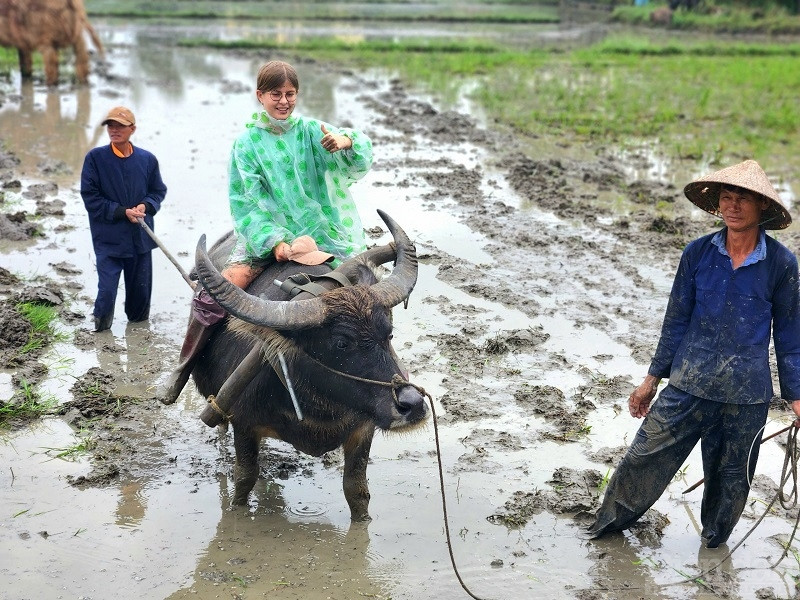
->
xmin=194 ymin=210 xmax=417 ymax=329
xmin=195 ymin=234 xmax=328 ymax=330
xmin=335 ymin=242 xmax=397 ymax=281
xmin=364 ymin=209 xmax=418 ymax=308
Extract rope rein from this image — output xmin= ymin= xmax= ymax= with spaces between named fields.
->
xmin=277 ymin=339 xmax=800 ymax=596
xmin=770 ymin=425 xmax=800 ymax=568
xmin=428 ymin=398 xmax=493 ymax=600
xmin=272 ymin=338 xmax=491 ymax=599
xmin=237 ymin=272 xmax=800 ymax=596
xmin=658 ymin=423 xmax=800 ymax=589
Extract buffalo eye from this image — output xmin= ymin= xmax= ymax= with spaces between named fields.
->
xmin=335 ymin=338 xmax=348 ymax=350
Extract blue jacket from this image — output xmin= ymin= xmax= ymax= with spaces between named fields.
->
xmin=80 ymin=144 xmax=167 ymax=258
xmin=649 ymin=228 xmax=800 ymax=404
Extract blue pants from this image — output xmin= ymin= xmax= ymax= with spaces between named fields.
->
xmin=587 ymin=384 xmax=769 ymax=547
xmin=94 ymin=251 xmax=153 ymax=325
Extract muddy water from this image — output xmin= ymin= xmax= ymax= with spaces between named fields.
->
xmin=2 ymin=19 xmax=800 ymax=600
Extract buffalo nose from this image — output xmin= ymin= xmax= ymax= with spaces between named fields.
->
xmin=396 ymin=385 xmax=425 ymax=415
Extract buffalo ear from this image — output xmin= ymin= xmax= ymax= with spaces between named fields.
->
xmin=347 ymin=263 xmax=381 ymax=286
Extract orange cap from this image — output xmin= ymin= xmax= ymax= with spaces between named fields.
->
xmin=287 ymin=236 xmax=334 ymax=265
xmin=101 ymin=106 xmax=136 ymax=127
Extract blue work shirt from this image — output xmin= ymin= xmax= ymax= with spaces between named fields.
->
xmin=81 ymin=144 xmax=167 ymax=258
xmin=649 ymin=228 xmax=800 ymax=404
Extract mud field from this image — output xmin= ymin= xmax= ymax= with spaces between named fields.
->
xmin=3 ymin=23 xmax=800 ymax=600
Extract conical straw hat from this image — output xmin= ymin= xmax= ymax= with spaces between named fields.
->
xmin=683 ymin=159 xmax=791 ymax=230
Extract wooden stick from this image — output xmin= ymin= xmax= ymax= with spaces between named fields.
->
xmin=137 ymin=217 xmax=196 ymax=290
xmin=682 ymin=423 xmax=795 ymax=494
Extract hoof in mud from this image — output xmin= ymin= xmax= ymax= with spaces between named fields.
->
xmin=350 ymin=512 xmax=372 ymax=523
xmin=158 ymin=393 xmax=177 ymax=406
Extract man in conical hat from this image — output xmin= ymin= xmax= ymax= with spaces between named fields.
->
xmin=585 ymin=159 xmax=800 ymax=548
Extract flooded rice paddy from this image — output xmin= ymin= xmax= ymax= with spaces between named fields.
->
xmin=2 ymin=17 xmax=800 ymax=600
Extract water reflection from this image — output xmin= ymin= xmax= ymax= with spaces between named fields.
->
xmin=165 ymin=473 xmax=391 ymax=599
xmin=96 ymin=14 xmax=610 ymax=52
xmin=585 ymin=533 xmax=675 ymax=599
xmin=0 ymin=83 xmax=102 ymax=181
xmin=93 ymin=321 xmax=158 ymax=397
xmin=116 ymin=480 xmax=148 ymax=530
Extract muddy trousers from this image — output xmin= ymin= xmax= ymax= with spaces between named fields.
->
xmin=159 ymin=289 xmax=226 ymax=405
xmin=586 ymin=385 xmax=769 ymax=548
xmin=93 ymin=251 xmax=153 ymax=331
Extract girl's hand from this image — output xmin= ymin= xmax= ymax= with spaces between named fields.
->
xmin=274 ymin=242 xmax=291 ymax=262
xmin=320 ymin=124 xmax=351 ymax=153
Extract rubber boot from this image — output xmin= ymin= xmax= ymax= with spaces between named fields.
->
xmin=159 ymin=316 xmax=217 ymax=405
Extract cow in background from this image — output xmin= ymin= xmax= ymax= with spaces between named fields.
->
xmin=0 ymin=0 xmax=104 ymax=86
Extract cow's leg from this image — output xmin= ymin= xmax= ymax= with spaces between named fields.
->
xmin=18 ymin=50 xmax=32 ymax=80
xmin=41 ymin=46 xmax=58 ymax=86
xmin=73 ymin=36 xmax=90 ymax=84
xmin=342 ymin=423 xmax=375 ymax=521
xmin=232 ymin=426 xmax=260 ymax=505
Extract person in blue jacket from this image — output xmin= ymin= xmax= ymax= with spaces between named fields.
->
xmin=80 ymin=106 xmax=167 ymax=332
xmin=585 ymin=159 xmax=800 ymax=548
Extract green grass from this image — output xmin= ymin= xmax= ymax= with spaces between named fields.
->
xmin=41 ymin=430 xmax=96 ymax=461
xmin=183 ymin=37 xmax=504 ymax=55
xmin=85 ymin=0 xmax=559 ymax=23
xmin=613 ymin=2 xmax=800 ymax=34
xmin=16 ymin=301 xmax=60 ymax=355
xmin=245 ymin=34 xmax=800 ymax=167
xmin=479 ymin=45 xmax=800 ymax=153
xmin=0 ymin=47 xmax=16 ymax=77
xmin=598 ymin=468 xmax=612 ymax=492
xmin=592 ymin=36 xmax=800 ymax=56
xmin=0 ymin=380 xmax=57 ymax=427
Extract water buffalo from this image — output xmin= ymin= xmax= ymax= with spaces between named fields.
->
xmin=191 ymin=210 xmax=429 ymax=520
xmin=0 ymin=0 xmax=104 ymax=86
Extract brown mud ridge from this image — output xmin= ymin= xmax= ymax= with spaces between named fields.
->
xmin=3 ymin=61 xmax=800 ymax=598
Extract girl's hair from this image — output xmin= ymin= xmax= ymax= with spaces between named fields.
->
xmin=256 ymin=61 xmax=299 ymax=92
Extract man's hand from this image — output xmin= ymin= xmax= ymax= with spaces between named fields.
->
xmin=629 ymin=375 xmax=661 ymax=418
xmin=126 ymin=203 xmax=146 ymax=223
xmin=320 ymin=124 xmax=351 ymax=153
xmin=791 ymin=399 xmax=800 ymax=423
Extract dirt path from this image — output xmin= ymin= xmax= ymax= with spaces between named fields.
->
xmin=3 ymin=41 xmax=800 ymax=600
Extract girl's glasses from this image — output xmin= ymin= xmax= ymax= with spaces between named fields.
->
xmin=268 ymin=90 xmax=297 ymax=102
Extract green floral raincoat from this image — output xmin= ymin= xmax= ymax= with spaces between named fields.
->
xmin=228 ymin=111 xmax=373 ymax=263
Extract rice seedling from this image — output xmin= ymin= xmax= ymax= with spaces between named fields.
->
xmin=0 ymin=379 xmax=57 ymax=427
xmin=41 ymin=429 xmax=96 ymax=461
xmin=598 ymin=468 xmax=612 ymax=492
xmin=15 ymin=301 xmax=62 ymax=356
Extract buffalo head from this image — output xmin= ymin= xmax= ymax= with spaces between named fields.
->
xmin=194 ymin=209 xmax=428 ymax=432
